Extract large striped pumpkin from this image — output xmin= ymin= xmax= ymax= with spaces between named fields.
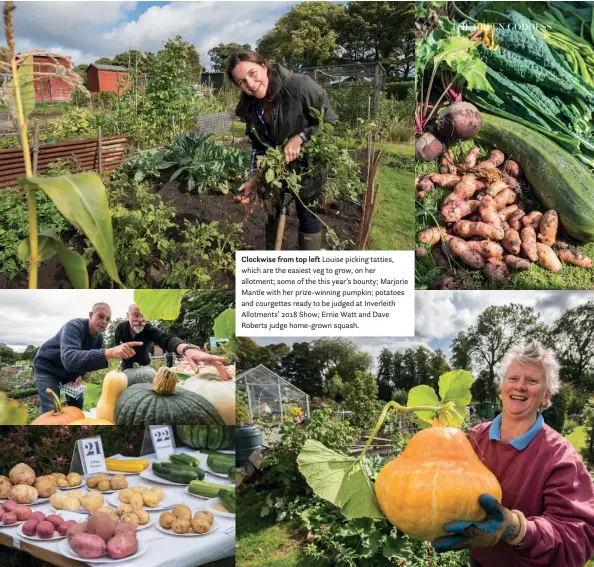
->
xmin=114 ymin=367 xmax=224 ymax=426
xmin=375 ymin=427 xmax=502 ymax=541
xmin=176 ymin=425 xmax=235 ymax=450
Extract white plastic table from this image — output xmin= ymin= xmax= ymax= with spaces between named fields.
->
xmin=0 ymin=448 xmax=235 ymax=567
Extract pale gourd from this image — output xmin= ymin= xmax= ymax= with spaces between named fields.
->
xmin=180 ymin=373 xmax=235 ymax=424
xmin=95 ymin=371 xmax=129 ymax=423
xmin=375 ymin=427 xmax=502 ymax=541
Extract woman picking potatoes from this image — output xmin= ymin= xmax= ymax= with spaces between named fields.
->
xmin=227 ymin=50 xmax=337 ymax=250
xmin=433 ymin=341 xmax=594 ymax=566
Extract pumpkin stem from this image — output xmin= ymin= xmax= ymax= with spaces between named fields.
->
xmin=45 ymin=388 xmax=65 ymax=416
xmin=153 ymin=367 xmax=178 ymax=395
xmin=358 ymin=400 xmax=443 ymax=462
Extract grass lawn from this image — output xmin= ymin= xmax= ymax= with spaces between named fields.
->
xmin=368 ymin=141 xmax=414 ymax=250
xmin=82 ymin=384 xmax=102 ymax=412
xmin=236 ymin=491 xmax=328 ymax=567
xmin=565 ymin=426 xmax=587 ymax=453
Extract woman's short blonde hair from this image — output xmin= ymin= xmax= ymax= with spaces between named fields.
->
xmin=499 ymin=341 xmax=560 ymax=409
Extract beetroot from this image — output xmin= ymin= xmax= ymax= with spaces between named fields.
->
xmin=436 ymin=102 xmax=482 ymax=140
xmin=415 ymin=132 xmax=444 ymax=161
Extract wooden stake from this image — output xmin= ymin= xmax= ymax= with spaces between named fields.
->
xmin=97 ymin=126 xmax=102 ymax=174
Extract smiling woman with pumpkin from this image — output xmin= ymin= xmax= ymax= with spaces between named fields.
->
xmin=227 ymin=50 xmax=337 ymax=251
xmin=432 ymin=341 xmax=594 ymax=567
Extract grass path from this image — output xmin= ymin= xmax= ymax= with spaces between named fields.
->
xmin=82 ymin=384 xmax=102 ymax=412
xmin=565 ymin=426 xmax=587 ymax=453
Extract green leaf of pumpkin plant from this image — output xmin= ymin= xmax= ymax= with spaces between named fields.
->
xmin=134 ymin=290 xmax=187 ymax=320
xmin=18 ymin=229 xmax=89 ymax=289
xmin=297 ymin=440 xmax=384 ymax=519
xmin=407 ymin=385 xmax=440 ymax=426
xmin=18 ymin=173 xmax=123 ymax=286
xmin=213 ymin=309 xmax=236 ymax=354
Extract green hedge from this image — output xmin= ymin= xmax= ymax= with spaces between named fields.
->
xmin=7 ymin=387 xmax=38 ymax=399
xmin=387 ymin=81 xmax=413 ymax=100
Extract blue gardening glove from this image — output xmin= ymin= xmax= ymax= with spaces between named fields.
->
xmin=432 ymin=494 xmax=526 ymax=552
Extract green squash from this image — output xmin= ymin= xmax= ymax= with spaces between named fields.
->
xmin=175 ymin=425 xmax=235 ymax=449
xmin=115 ymin=378 xmax=224 ymax=426
xmin=123 ymin=366 xmax=156 ymax=386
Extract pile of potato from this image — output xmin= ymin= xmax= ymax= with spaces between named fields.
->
xmin=86 ymin=474 xmax=128 ymax=492
xmin=0 ymin=501 xmax=34 ymax=526
xmin=118 ymin=485 xmax=166 ymax=509
xmin=416 ymin=147 xmax=593 ymax=287
xmin=50 ymin=472 xmax=82 ymax=489
xmin=67 ymin=511 xmax=139 ymax=560
xmin=50 ymin=490 xmax=104 ymax=513
xmin=21 ymin=510 xmax=78 ymax=539
xmin=159 ymin=504 xmax=214 ymax=535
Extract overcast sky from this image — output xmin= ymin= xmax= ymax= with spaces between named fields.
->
xmin=2 ymin=1 xmax=297 ymax=69
xmin=253 ymin=291 xmax=594 ymax=365
xmin=0 ymin=290 xmax=135 ymax=351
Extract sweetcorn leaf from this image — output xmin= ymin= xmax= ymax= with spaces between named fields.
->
xmin=297 ymin=439 xmax=384 ymax=519
xmin=134 ymin=290 xmax=187 ymax=320
xmin=407 ymin=385 xmax=439 ymax=425
xmin=17 ymin=54 xmax=35 ymax=122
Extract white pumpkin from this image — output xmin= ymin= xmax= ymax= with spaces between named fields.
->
xmin=181 ymin=373 xmax=235 ymax=424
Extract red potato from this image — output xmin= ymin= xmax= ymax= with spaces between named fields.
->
xmin=484 ymin=258 xmax=510 ymax=282
xmin=522 ymin=211 xmax=543 ymax=232
xmin=86 ymin=512 xmax=115 ymax=543
xmin=537 ymin=210 xmax=558 ymax=246
xmin=46 ymin=514 xmax=64 ymax=528
xmin=417 ymin=227 xmax=447 ymax=246
xmin=488 ymin=149 xmax=505 ymax=167
xmin=454 ymin=220 xmax=503 ymax=241
xmin=448 ymin=237 xmax=485 ymax=269
xmin=429 ymin=173 xmax=460 ymax=189
xmin=0 ymin=510 xmax=5 ymax=521
xmin=69 ymin=533 xmax=107 ymax=559
xmin=498 ymin=205 xmax=519 ymax=222
xmin=502 ymin=175 xmax=519 ymax=190
xmin=13 ymin=506 xmax=32 ymax=521
xmin=3 ymin=501 xmax=17 ymax=513
xmin=67 ymin=521 xmax=88 ymax=542
xmin=416 ymin=177 xmax=434 ymax=195
xmin=503 ymin=159 xmax=522 ymax=178
xmin=555 ymin=240 xmax=570 ymax=249
xmin=504 ymin=255 xmax=531 ymax=271
xmin=486 ymin=179 xmax=508 ymax=198
xmin=36 ymin=520 xmax=55 ymax=539
xmin=479 ymin=195 xmax=504 ymax=228
xmin=557 ymin=249 xmax=594 ymax=268
xmin=3 ymin=513 xmax=17 ymax=525
xmin=452 ymin=174 xmax=479 ymax=199
xmin=106 ymin=533 xmax=139 ymax=559
xmin=536 ymin=243 xmax=562 ymax=272
xmin=114 ymin=522 xmax=137 ymax=536
xmin=502 ymin=228 xmax=522 ymax=255
xmin=462 ymin=146 xmax=479 ymax=167
xmin=465 ymin=240 xmax=504 ymax=259
xmin=30 ymin=511 xmax=45 ymax=522
xmin=432 ymin=247 xmax=450 ymax=269
xmin=415 ymin=247 xmax=427 ymax=258
xmin=508 ymin=209 xmax=526 ymax=231
xmin=441 ymin=199 xmax=476 ymax=223
xmin=58 ymin=520 xmax=78 ymax=537
xmin=416 ymin=132 xmax=445 ymax=161
xmin=521 ymin=226 xmax=538 ymax=262
xmin=493 ymin=188 xmax=517 ymax=210
xmin=475 ymin=158 xmax=497 ymax=171
xmin=22 ymin=519 xmax=40 ymax=536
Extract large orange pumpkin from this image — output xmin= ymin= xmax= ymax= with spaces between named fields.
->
xmin=31 ymin=389 xmax=85 ymax=425
xmin=375 ymin=427 xmax=502 ymax=541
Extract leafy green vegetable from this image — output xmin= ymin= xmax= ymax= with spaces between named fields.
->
xmin=297 ymin=439 xmax=384 ymax=519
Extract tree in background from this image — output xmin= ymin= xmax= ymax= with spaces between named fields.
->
xmin=0 ymin=344 xmax=18 ymax=365
xmin=94 ymin=57 xmax=112 ymax=65
xmin=450 ymin=331 xmax=473 ymax=374
xmin=457 ymin=304 xmax=548 ymax=404
xmin=103 ymin=318 xmax=125 ymax=348
xmin=280 ymin=342 xmax=324 ymax=397
xmin=186 ymin=44 xmax=204 ymax=83
xmin=111 ymin=50 xmax=158 ymax=79
xmin=428 ymin=348 xmax=450 ymax=389
xmin=310 ymin=337 xmax=373 ymax=386
xmin=163 ymin=289 xmax=234 ymax=347
xmin=20 ymin=345 xmax=38 ymax=361
xmin=208 ymin=42 xmax=251 ymax=72
xmin=551 ymin=301 xmax=594 ymax=391
xmin=257 ymin=2 xmax=343 ymax=67
xmin=376 ymin=348 xmax=393 ymax=401
xmin=341 ymin=370 xmax=379 ymax=430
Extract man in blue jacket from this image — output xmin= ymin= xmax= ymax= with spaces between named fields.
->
xmin=33 ymin=302 xmax=141 ymax=414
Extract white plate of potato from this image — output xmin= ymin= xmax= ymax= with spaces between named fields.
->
xmin=155 ymin=506 xmax=219 ymax=537
xmin=108 ymin=489 xmax=180 ymax=511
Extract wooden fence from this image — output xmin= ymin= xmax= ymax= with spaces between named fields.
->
xmin=0 ymin=129 xmax=128 ymax=189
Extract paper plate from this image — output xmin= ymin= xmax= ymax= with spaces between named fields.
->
xmin=203 ymin=497 xmax=235 ymax=518
xmin=108 ymin=491 xmax=180 ymax=511
xmin=139 ymin=469 xmax=188 ymax=486
xmin=17 ymin=523 xmax=67 ymax=541
xmin=155 ymin=518 xmax=219 ymax=537
xmin=58 ymin=538 xmax=148 ymax=563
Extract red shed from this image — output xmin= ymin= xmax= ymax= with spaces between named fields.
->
xmin=32 ymin=54 xmax=73 ymax=103
xmin=87 ymin=63 xmax=129 ymax=95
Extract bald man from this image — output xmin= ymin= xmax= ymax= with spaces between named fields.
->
xmin=113 ymin=304 xmax=229 ymax=376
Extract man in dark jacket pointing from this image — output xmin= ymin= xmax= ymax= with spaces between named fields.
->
xmin=113 ymin=304 xmax=229 ymax=376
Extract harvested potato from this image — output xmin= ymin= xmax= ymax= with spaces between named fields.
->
xmin=96 ymin=506 xmax=117 ymax=522
xmin=56 ymin=479 xmax=68 ymax=488
xmin=9 ymin=484 xmax=38 ymax=504
xmin=121 ymin=513 xmax=139 ymax=529
xmin=9 ymin=464 xmax=35 ymax=486
xmin=483 ymin=258 xmax=510 ymax=283
xmin=80 ymin=492 xmax=104 ymax=512
xmin=504 ymin=255 xmax=531 ymax=272
xmin=150 ymin=487 xmax=165 ymax=501
xmin=97 ymin=480 xmax=111 ymax=492
xmin=62 ymin=497 xmax=81 ymax=511
xmin=129 ymin=493 xmax=144 ymax=510
xmin=142 ymin=491 xmax=160 ymax=508
xmin=536 ymin=243 xmax=563 ymax=273
xmin=172 ymin=504 xmax=192 ymax=521
xmin=558 ymin=248 xmax=594 ymax=268
xmin=448 ymin=237 xmax=485 ymax=270
xmin=135 ymin=509 xmax=150 ymax=525
xmin=194 ymin=510 xmax=214 ymax=525
xmin=50 ymin=492 xmax=68 ymax=510
xmin=537 ymin=210 xmax=558 ymax=247
xmin=86 ymin=477 xmax=100 ymax=489
xmin=131 ymin=486 xmax=148 ymax=495
xmin=190 ymin=517 xmax=211 ymax=534
xmin=159 ymin=512 xmax=175 ymax=529
xmin=50 ymin=472 xmax=66 ymax=481
xmin=116 ymin=504 xmax=134 ymax=518
xmin=119 ymin=488 xmax=133 ymax=503
xmin=520 ymin=226 xmax=538 ymax=262
xmin=110 ymin=475 xmax=128 ymax=490
xmin=34 ymin=476 xmax=57 ymax=498
xmin=68 ymin=490 xmax=84 ymax=500
xmin=0 ymin=476 xmax=12 ymax=499
xmin=66 ymin=472 xmax=82 ymax=487
xmin=502 ymin=228 xmax=521 ymax=255
xmin=171 ymin=518 xmax=190 ymax=534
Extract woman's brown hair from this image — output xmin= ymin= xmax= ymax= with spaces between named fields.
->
xmin=226 ymin=50 xmax=282 ymax=120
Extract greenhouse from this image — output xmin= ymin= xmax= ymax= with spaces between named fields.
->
xmin=236 ymin=365 xmax=310 ymax=423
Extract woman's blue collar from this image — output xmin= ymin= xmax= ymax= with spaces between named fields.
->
xmin=488 ymin=412 xmax=544 ymax=450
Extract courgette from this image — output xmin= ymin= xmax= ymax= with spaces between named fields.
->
xmin=218 ymin=488 xmax=236 ymax=513
xmin=152 ymin=463 xmax=200 ymax=484
xmin=157 ymin=461 xmax=206 ymax=479
xmin=476 ymin=113 xmax=594 ymax=241
xmin=188 ymin=480 xmax=234 ymax=499
xmin=170 ymin=453 xmax=200 ymax=467
xmin=207 ymin=452 xmax=235 ymax=473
